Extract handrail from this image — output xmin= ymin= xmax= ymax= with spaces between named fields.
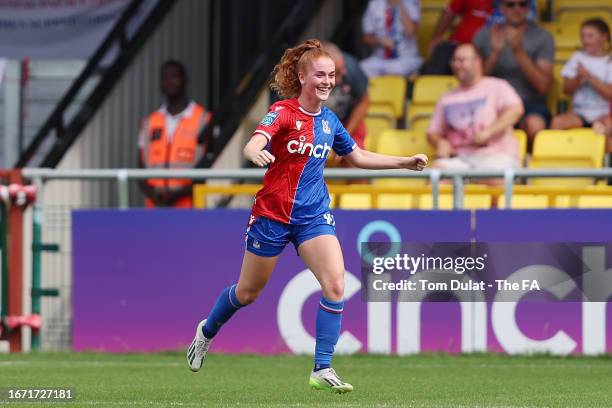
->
xmin=21 ymin=167 xmax=612 ymax=210
xmin=16 ymin=0 xmax=175 ymax=168
xmin=192 ymin=183 xmax=612 ymax=209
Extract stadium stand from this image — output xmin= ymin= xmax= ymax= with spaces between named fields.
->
xmin=367 ymin=75 xmax=407 ymax=124
xmin=529 ymin=129 xmax=606 ymax=186
xmin=407 ymin=75 xmax=458 ymax=127
xmin=552 ymin=0 xmax=612 ymax=22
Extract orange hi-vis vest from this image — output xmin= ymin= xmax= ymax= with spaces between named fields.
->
xmin=140 ymin=102 xmax=210 ymax=208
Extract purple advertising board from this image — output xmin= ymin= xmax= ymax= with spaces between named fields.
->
xmin=72 ymin=209 xmax=612 ymax=355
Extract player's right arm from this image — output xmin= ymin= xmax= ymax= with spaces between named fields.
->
xmin=244 ymin=105 xmax=285 ymax=167
xmin=244 ymin=134 xmax=275 ymax=167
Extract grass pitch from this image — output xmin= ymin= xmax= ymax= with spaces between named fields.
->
xmin=0 ymin=352 xmax=611 ymax=407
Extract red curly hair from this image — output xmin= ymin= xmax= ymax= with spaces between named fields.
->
xmin=270 ymin=39 xmax=333 ymax=99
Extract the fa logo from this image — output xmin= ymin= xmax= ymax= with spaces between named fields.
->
xmin=253 ymin=239 xmax=261 ymax=249
xmin=322 ymin=120 xmax=331 ymax=134
xmin=323 ymin=213 xmax=335 ymax=226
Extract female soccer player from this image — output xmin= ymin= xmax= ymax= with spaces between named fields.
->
xmin=187 ymin=39 xmax=428 ymax=394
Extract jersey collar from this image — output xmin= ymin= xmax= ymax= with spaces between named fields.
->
xmin=298 ymin=105 xmax=322 ymax=116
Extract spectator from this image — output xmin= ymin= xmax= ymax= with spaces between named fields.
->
xmin=421 ymin=0 xmax=493 ymax=75
xmin=321 ymin=42 xmax=369 ymax=161
xmin=138 ymin=60 xmax=211 ymax=208
xmin=551 ymin=19 xmax=612 ymax=144
xmin=488 ymin=0 xmax=539 ymax=25
xmin=361 ymin=0 xmax=422 ymax=77
xmin=427 ymin=43 xmax=524 ymax=184
xmin=474 ymin=0 xmax=554 ymax=147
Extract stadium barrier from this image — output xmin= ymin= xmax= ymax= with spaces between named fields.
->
xmin=7 ymin=168 xmax=612 ymax=352
xmin=21 ymin=167 xmax=612 ymax=210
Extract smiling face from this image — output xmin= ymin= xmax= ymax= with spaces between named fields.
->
xmin=298 ymin=56 xmax=336 ymax=103
xmin=581 ymin=24 xmax=609 ymax=55
xmin=451 ymin=44 xmax=483 ymax=86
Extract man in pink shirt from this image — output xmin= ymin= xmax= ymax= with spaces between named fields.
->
xmin=427 ymin=43 xmax=524 ymax=184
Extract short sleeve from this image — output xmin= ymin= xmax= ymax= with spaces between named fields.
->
xmin=535 ymin=30 xmax=554 ymax=64
xmin=449 ymin=0 xmax=464 ymax=15
xmin=427 ymin=98 xmax=446 ymax=135
xmin=494 ymin=79 xmax=523 ymax=111
xmin=253 ymin=104 xmax=286 ymax=142
xmin=560 ymin=53 xmax=579 ymax=79
xmin=333 ymin=118 xmax=357 ymax=156
xmin=404 ymin=0 xmax=421 ymax=23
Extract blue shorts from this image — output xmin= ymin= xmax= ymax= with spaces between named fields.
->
xmin=521 ymin=102 xmax=551 ymax=126
xmin=245 ymin=213 xmax=337 ymax=257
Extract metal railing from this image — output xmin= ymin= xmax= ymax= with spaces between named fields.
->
xmin=21 ymin=167 xmax=612 ymax=210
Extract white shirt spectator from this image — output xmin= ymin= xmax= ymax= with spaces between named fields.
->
xmin=562 ymin=51 xmax=612 ymax=123
xmin=360 ymin=0 xmax=422 ymax=77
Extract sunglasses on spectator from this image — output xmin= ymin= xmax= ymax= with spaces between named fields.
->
xmin=504 ymin=1 xmax=528 ymax=8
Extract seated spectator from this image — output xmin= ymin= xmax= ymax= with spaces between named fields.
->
xmin=488 ymin=0 xmax=539 ymax=25
xmin=360 ymin=0 xmax=422 ymax=77
xmin=138 ymin=60 xmax=211 ymax=208
xmin=321 ymin=42 xmax=369 ymax=160
xmin=474 ymin=0 xmax=554 ymax=148
xmin=551 ymin=19 xmax=612 ymax=147
xmin=427 ymin=44 xmax=524 ymax=184
xmin=421 ymin=0 xmax=493 ymax=75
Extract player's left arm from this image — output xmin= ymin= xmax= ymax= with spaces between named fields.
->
xmin=344 ymin=147 xmax=428 ymax=171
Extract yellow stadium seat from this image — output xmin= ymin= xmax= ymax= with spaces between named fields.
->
xmin=408 ymin=76 xmax=458 ymax=123
xmin=554 ymin=195 xmax=575 ymax=208
xmin=421 ymin=0 xmax=447 ymax=10
xmin=338 ymin=194 xmax=372 ymax=209
xmin=577 ymin=195 xmax=612 ymax=208
xmin=375 ymin=130 xmax=435 ymax=187
xmin=498 ymin=194 xmax=549 ymax=209
xmin=553 ymin=63 xmax=571 ymax=113
xmin=376 ymin=129 xmax=436 ymax=158
xmin=529 ymin=129 xmax=606 ymax=186
xmin=542 ymin=22 xmax=581 ymax=52
xmin=418 ymin=193 xmax=492 ymax=210
xmin=552 ymin=0 xmax=612 ymax=21
xmin=536 ymin=0 xmax=548 ymax=17
xmin=413 ymin=75 xmax=458 ymax=105
xmin=377 ymin=194 xmax=419 ymax=209
xmin=418 ymin=10 xmax=441 ymax=59
xmin=365 ymin=115 xmax=393 ymax=152
xmin=368 ymin=76 xmax=407 ymax=119
xmin=411 ymin=116 xmax=431 ymax=133
xmin=558 ymin=10 xmax=612 ymax=22
xmin=408 ymin=104 xmax=435 ymax=125
xmin=367 ymin=104 xmax=397 ymax=126
xmin=513 ymin=129 xmax=528 ymax=166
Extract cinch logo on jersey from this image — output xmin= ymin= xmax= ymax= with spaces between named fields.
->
xmin=287 ymin=135 xmax=332 ymax=159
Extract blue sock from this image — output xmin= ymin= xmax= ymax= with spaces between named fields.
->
xmin=202 ymin=284 xmax=244 ymax=339
xmin=314 ymin=297 xmax=344 ymax=371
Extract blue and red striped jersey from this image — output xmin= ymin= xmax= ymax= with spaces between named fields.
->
xmin=251 ymin=98 xmax=357 ymax=225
